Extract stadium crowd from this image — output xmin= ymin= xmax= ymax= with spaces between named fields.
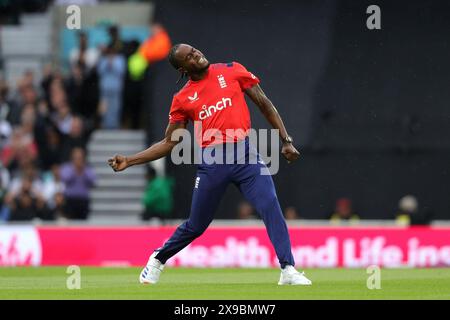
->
xmin=0 ymin=64 xmax=98 ymax=221
xmin=0 ymin=22 xmax=173 ymax=222
xmin=0 ymin=25 xmax=131 ymax=221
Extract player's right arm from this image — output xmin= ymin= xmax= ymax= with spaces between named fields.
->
xmin=108 ymin=121 xmax=186 ymax=172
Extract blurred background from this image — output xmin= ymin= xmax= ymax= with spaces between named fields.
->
xmin=0 ymin=0 xmax=449 ymax=229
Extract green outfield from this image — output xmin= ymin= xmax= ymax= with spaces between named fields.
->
xmin=0 ymin=267 xmax=449 ymax=300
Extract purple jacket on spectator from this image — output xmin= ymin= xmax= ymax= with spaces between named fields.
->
xmin=60 ymin=164 xmax=96 ymax=199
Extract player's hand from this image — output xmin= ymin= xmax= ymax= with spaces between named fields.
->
xmin=108 ymin=154 xmax=129 ymax=172
xmin=281 ymin=143 xmax=300 ymax=163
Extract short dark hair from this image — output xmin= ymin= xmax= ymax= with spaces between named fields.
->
xmin=168 ymin=44 xmax=182 ymax=70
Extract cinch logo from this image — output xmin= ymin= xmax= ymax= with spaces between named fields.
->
xmin=198 ymin=97 xmax=232 ymax=120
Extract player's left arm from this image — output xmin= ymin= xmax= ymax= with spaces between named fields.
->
xmin=245 ymin=84 xmax=300 ymax=163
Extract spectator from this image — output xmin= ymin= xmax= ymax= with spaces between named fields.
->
xmin=329 ymin=198 xmax=359 ymax=225
xmin=51 ymin=98 xmax=73 ymax=135
xmin=60 ymin=147 xmax=96 ymax=220
xmin=396 ymin=195 xmax=432 ymax=226
xmin=42 ymin=164 xmax=65 ymax=220
xmin=21 ymin=85 xmax=39 ymax=108
xmin=37 ymin=125 xmax=63 ymax=171
xmin=97 ymin=44 xmax=126 ymax=129
xmin=8 ymin=176 xmax=46 ymax=221
xmin=67 ymin=32 xmax=100 ymax=122
xmin=65 ymin=64 xmax=85 ymax=115
xmin=13 ymin=72 xmax=38 ymax=111
xmin=48 ymin=75 xmax=66 ymax=113
xmin=21 ymin=69 xmax=36 ymax=89
xmin=236 ymin=201 xmax=257 ymax=219
xmin=1 ymin=127 xmax=38 ymax=173
xmin=20 ymin=104 xmax=36 ymax=137
xmin=138 ymin=23 xmax=172 ymax=66
xmin=122 ymin=39 xmax=144 ymax=129
xmin=123 ymin=22 xmax=171 ymax=129
xmin=9 ymin=72 xmax=39 ymax=126
xmin=0 ymin=79 xmax=14 ymax=147
xmin=141 ymin=167 xmax=174 ymax=224
xmin=60 ymin=115 xmax=92 ymax=163
xmin=0 ymin=119 xmax=12 ymax=150
xmin=69 ymin=31 xmax=99 ymax=72
xmin=284 ymin=206 xmax=299 ymax=220
xmin=107 ymin=25 xmax=123 ymax=54
xmin=0 ymin=163 xmax=10 ymax=221
xmin=4 ymin=164 xmax=45 ymax=221
xmin=41 ymin=65 xmax=64 ymax=110
xmin=6 ymin=164 xmax=43 ymax=196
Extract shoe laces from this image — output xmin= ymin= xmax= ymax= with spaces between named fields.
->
xmin=293 ymin=270 xmax=306 ymax=277
xmin=290 ymin=268 xmax=308 ymax=278
xmin=148 ymin=257 xmax=164 ymax=271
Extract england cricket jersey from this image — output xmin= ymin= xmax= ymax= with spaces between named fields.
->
xmin=168 ymin=62 xmax=260 ymax=147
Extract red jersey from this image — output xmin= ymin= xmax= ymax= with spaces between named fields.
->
xmin=168 ymin=62 xmax=260 ymax=147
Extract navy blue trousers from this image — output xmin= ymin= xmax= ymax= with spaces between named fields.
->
xmin=154 ymin=139 xmax=295 ymax=268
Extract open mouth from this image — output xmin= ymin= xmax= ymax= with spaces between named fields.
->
xmin=198 ymin=56 xmax=207 ymax=64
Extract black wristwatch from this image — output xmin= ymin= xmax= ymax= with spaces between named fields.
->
xmin=282 ymin=135 xmax=293 ymax=144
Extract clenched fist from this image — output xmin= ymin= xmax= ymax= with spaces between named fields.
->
xmin=108 ymin=154 xmax=129 ymax=172
xmin=281 ymin=143 xmax=300 ymax=163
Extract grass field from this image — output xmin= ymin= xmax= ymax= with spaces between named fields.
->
xmin=0 ymin=267 xmax=449 ymax=300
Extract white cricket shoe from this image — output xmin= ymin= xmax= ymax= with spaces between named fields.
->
xmin=139 ymin=252 xmax=164 ymax=284
xmin=278 ymin=265 xmax=312 ymax=286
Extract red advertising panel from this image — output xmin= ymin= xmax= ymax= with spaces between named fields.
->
xmin=1 ymin=226 xmax=449 ymax=268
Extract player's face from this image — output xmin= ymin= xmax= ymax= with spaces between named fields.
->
xmin=175 ymin=44 xmax=210 ymax=73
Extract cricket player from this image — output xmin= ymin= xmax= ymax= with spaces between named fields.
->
xmin=108 ymin=44 xmax=312 ymax=286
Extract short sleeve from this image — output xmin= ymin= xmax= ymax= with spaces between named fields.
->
xmin=233 ymin=62 xmax=260 ymax=90
xmin=168 ymin=96 xmax=188 ymax=124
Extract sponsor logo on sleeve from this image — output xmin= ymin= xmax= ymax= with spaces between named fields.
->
xmin=217 ymin=75 xmax=227 ymax=88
